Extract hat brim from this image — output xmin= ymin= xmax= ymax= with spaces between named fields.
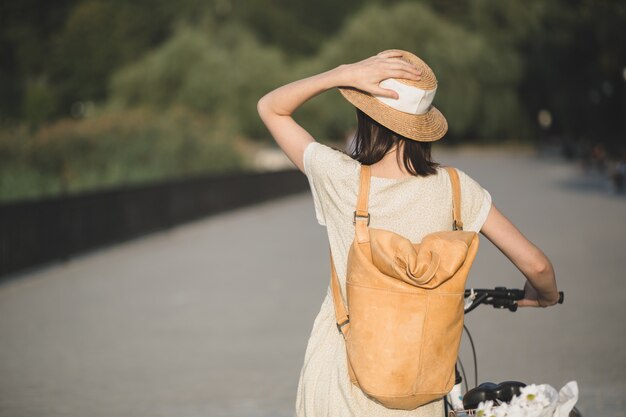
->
xmin=339 ymin=86 xmax=448 ymax=142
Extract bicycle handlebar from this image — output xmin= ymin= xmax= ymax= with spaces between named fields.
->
xmin=464 ymin=287 xmax=564 ymax=313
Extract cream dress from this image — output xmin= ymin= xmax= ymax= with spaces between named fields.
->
xmin=295 ymin=141 xmax=492 ymax=417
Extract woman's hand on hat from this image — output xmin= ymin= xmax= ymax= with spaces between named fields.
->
xmin=337 ymin=51 xmax=422 ymax=99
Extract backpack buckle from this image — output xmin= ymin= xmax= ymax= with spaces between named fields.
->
xmin=353 ymin=211 xmax=370 ymax=226
xmin=337 ymin=317 xmax=350 ymax=335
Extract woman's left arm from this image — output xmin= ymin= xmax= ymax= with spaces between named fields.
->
xmin=257 ymin=50 xmax=422 ymax=173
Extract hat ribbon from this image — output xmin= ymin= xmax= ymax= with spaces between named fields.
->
xmin=374 ymin=78 xmax=436 ymax=115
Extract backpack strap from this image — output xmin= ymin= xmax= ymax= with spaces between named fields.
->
xmin=329 ymin=164 xmax=373 ymax=339
xmin=354 ymin=165 xmax=372 ymax=244
xmin=329 ymin=250 xmax=350 ymax=339
xmin=354 ymin=165 xmax=371 ymax=221
xmin=444 ymin=167 xmax=464 ymax=231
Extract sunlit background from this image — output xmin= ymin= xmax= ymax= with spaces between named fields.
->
xmin=1 ymin=0 xmax=625 ymax=201
xmin=0 ymin=1 xmax=624 ymax=416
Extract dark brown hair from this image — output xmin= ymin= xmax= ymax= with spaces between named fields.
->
xmin=349 ymin=109 xmax=439 ymax=176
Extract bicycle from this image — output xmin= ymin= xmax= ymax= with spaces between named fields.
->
xmin=444 ymin=287 xmax=581 ymax=417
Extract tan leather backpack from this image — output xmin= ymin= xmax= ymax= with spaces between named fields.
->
xmin=330 ymin=164 xmax=480 ymax=410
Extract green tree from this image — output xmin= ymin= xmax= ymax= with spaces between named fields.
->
xmin=0 ymin=0 xmax=77 ymax=122
xmin=22 ymin=78 xmax=58 ymax=126
xmin=294 ymin=2 xmax=525 ymax=142
xmin=110 ymin=23 xmax=289 ymax=139
xmin=50 ymin=1 xmax=172 ymax=109
xmin=516 ymin=0 xmax=626 ymax=145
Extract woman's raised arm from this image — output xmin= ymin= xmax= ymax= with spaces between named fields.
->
xmin=257 ymin=50 xmax=422 ymax=173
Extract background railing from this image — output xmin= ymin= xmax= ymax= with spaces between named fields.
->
xmin=0 ymin=169 xmax=308 ymax=280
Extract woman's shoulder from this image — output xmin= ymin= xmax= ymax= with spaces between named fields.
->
xmin=302 ymin=141 xmax=360 ymax=226
xmin=435 ymin=165 xmax=485 ymax=189
xmin=438 ymin=165 xmax=492 ymax=231
xmin=303 ymin=141 xmax=360 ymax=180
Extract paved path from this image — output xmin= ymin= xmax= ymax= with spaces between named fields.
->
xmin=0 ymin=150 xmax=624 ymax=417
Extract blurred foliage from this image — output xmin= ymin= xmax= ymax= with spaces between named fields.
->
xmin=0 ymin=0 xmax=208 ymax=123
xmin=0 ymin=106 xmax=242 ymax=201
xmin=517 ymin=0 xmax=626 ymax=144
xmin=226 ymin=0 xmax=377 ymax=56
xmin=109 ymin=23 xmax=289 ymax=139
xmin=0 ymin=0 xmax=624 ymax=202
xmin=294 ymin=2 xmax=525 ymax=142
xmin=22 ymin=78 xmax=58 ymax=126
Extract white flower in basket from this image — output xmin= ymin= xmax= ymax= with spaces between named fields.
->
xmin=475 ymin=381 xmax=578 ymax=417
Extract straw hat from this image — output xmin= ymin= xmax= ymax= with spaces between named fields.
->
xmin=338 ymin=50 xmax=448 ymax=142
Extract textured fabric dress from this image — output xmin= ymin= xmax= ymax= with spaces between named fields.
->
xmin=295 ymin=141 xmax=492 ymax=417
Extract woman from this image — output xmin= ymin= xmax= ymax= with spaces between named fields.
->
xmin=257 ymin=50 xmax=560 ymax=417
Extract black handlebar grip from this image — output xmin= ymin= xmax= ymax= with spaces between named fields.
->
xmin=558 ymin=291 xmax=564 ymax=304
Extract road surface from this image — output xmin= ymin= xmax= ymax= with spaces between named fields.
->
xmin=0 ymin=149 xmax=624 ymax=416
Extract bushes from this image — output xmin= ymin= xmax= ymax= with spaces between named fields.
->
xmin=0 ymin=1 xmax=565 ymax=202
xmin=294 ymin=2 xmax=526 ymax=142
xmin=0 ymin=107 xmax=243 ymax=202
xmin=1 ymin=22 xmax=286 ymax=202
xmin=107 ymin=6 xmax=523 ymax=143
xmin=109 ymin=24 xmax=289 ymax=140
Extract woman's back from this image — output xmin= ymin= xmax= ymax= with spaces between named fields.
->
xmin=294 ymin=141 xmax=491 ymax=416
xmin=304 ymin=141 xmax=492 ymax=291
